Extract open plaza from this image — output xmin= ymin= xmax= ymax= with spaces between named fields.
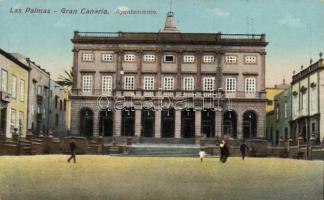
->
xmin=0 ymin=155 xmax=323 ymax=200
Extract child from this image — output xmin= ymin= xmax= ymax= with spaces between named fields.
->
xmin=199 ymin=149 xmax=206 ymax=162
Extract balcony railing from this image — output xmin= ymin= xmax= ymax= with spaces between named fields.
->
xmin=0 ymin=91 xmax=11 ymax=103
xmin=71 ymin=89 xmax=266 ymax=99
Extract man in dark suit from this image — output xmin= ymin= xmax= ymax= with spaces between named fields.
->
xmin=67 ymin=138 xmax=77 ymax=163
xmin=240 ymin=141 xmax=249 ymax=160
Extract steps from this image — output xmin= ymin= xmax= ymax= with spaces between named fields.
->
xmin=126 ymin=144 xmax=201 ymax=157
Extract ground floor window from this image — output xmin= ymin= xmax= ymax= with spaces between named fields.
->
xmin=99 ymin=110 xmax=113 ymax=137
xmin=161 ymin=108 xmax=175 ymax=138
xmin=80 ymin=108 xmax=94 ymax=137
xmin=121 ymin=108 xmax=135 ymax=136
xmin=223 ymin=110 xmax=237 ymax=138
xmin=181 ymin=108 xmax=195 ymax=138
xmin=243 ymin=111 xmax=257 ymax=139
xmin=141 ymin=109 xmax=155 ymax=137
xmin=201 ymin=109 xmax=215 ymax=137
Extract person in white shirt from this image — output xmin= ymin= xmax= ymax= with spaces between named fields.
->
xmin=199 ymin=149 xmax=206 ymax=162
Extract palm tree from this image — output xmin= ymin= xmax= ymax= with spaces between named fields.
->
xmin=57 ymin=68 xmax=73 ymax=88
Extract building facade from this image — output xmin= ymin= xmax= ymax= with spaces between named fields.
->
xmin=48 ymin=80 xmax=70 ymax=137
xmin=266 ymin=88 xmax=292 ymax=145
xmin=0 ymin=49 xmax=30 ymax=138
xmin=291 ymin=58 xmax=324 ymax=143
xmin=265 ymin=79 xmax=289 ymax=113
xmin=70 ymin=12 xmax=268 ymax=141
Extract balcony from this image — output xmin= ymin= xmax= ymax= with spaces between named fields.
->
xmin=71 ymin=89 xmax=266 ymax=100
xmin=0 ymin=91 xmax=11 ymax=103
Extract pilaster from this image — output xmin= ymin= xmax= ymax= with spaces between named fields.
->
xmin=175 ymin=110 xmax=181 ymax=138
xmin=114 ymin=110 xmax=121 ymax=136
xmin=155 ymin=110 xmax=161 ymax=138
xmin=195 ymin=110 xmax=201 ymax=137
xmin=135 ymin=110 xmax=141 ymax=137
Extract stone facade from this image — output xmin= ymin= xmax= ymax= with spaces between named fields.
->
xmin=70 ymin=13 xmax=268 ymax=141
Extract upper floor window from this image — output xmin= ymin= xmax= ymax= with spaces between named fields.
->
xmin=124 ymin=76 xmax=135 ymax=90
xmin=102 ymin=76 xmax=112 ymax=94
xmin=18 ymin=79 xmax=25 ymax=102
xmin=203 ymin=55 xmax=215 ymax=63
xmin=225 ymin=55 xmax=237 ymax=64
xmin=124 ymin=54 xmax=135 ymax=62
xmin=203 ymin=77 xmax=215 ymax=91
xmin=82 ymin=53 xmax=94 ymax=62
xmin=183 ymin=55 xmax=195 ymax=63
xmin=244 ymin=55 xmax=257 ymax=64
xmin=11 ymin=75 xmax=17 ymax=99
xmin=10 ymin=109 xmax=16 ymax=132
xmin=225 ymin=78 xmax=236 ymax=93
xmin=163 ymin=76 xmax=174 ymax=90
xmin=143 ymin=54 xmax=155 ymax=62
xmin=37 ymin=86 xmax=42 ymax=96
xmin=284 ymin=102 xmax=287 ymax=119
xmin=1 ymin=70 xmax=8 ymax=92
xmin=143 ymin=76 xmax=154 ymax=90
xmin=183 ymin=77 xmax=194 ymax=91
xmin=82 ymin=75 xmax=93 ymax=92
xmin=245 ymin=78 xmax=256 ymax=93
xmin=102 ymin=53 xmax=113 ymax=62
xmin=164 ymin=55 xmax=175 ymax=63
xmin=276 ymin=105 xmax=279 ymax=120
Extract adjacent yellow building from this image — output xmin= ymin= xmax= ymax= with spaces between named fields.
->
xmin=0 ymin=49 xmax=30 ymax=138
xmin=265 ymin=79 xmax=289 ymax=113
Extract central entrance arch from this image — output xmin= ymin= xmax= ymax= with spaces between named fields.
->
xmin=223 ymin=110 xmax=237 ymax=138
xmin=161 ymin=108 xmax=175 ymax=138
xmin=121 ymin=107 xmax=135 ymax=136
xmin=99 ymin=110 xmax=113 ymax=137
xmin=80 ymin=108 xmax=94 ymax=137
xmin=201 ymin=109 xmax=215 ymax=137
xmin=141 ymin=109 xmax=155 ymax=137
xmin=181 ymin=108 xmax=195 ymax=138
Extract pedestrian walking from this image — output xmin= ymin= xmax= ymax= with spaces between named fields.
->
xmin=220 ymin=140 xmax=229 ymax=163
xmin=240 ymin=141 xmax=249 ymax=160
xmin=199 ymin=149 xmax=206 ymax=162
xmin=67 ymin=138 xmax=77 ymax=163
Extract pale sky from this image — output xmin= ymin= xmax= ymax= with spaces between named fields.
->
xmin=0 ymin=0 xmax=323 ymax=87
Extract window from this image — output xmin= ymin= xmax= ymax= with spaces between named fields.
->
xmin=267 ymin=100 xmax=273 ymax=105
xmin=18 ymin=79 xmax=25 ymax=101
xmin=102 ymin=53 xmax=113 ymax=62
xmin=31 ymin=105 xmax=35 ymax=115
xmin=37 ymin=86 xmax=42 ymax=95
xmin=143 ymin=76 xmax=154 ymax=90
xmin=124 ymin=76 xmax=135 ymax=90
xmin=245 ymin=55 xmax=257 ymax=64
xmin=124 ymin=54 xmax=135 ymax=62
xmin=203 ymin=77 xmax=215 ymax=91
xmin=44 ymin=87 xmax=48 ymax=99
xmin=18 ymin=111 xmax=23 ymax=134
xmin=276 ymin=106 xmax=279 ymax=120
xmin=11 ymin=75 xmax=17 ymax=99
xmin=55 ymin=96 xmax=59 ymax=109
xmin=64 ymin=99 xmax=67 ymax=111
xmin=163 ymin=76 xmax=174 ymax=90
xmin=183 ymin=77 xmax=194 ymax=91
xmin=164 ymin=55 xmax=175 ymax=62
xmin=203 ymin=55 xmax=214 ymax=63
xmin=225 ymin=78 xmax=236 ymax=93
xmin=82 ymin=53 xmax=94 ymax=61
xmin=1 ymin=70 xmax=8 ymax=92
xmin=82 ymin=75 xmax=93 ymax=92
xmin=101 ymin=76 xmax=112 ymax=94
xmin=143 ymin=54 xmax=155 ymax=62
xmin=245 ymin=78 xmax=256 ymax=93
xmin=32 ymin=81 xmax=37 ymax=95
xmin=311 ymin=122 xmax=316 ymax=133
xmin=183 ymin=55 xmax=195 ymax=63
xmin=284 ymin=102 xmax=287 ymax=119
xmin=10 ymin=109 xmax=16 ymax=132
xmin=225 ymin=55 xmax=237 ymax=63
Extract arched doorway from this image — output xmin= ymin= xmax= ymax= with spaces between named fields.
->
xmin=223 ymin=110 xmax=237 ymax=138
xmin=80 ymin=108 xmax=94 ymax=137
xmin=181 ymin=108 xmax=195 ymax=138
xmin=121 ymin=107 xmax=135 ymax=136
xmin=201 ymin=109 xmax=215 ymax=137
xmin=243 ymin=111 xmax=257 ymax=138
xmin=161 ymin=108 xmax=175 ymax=138
xmin=99 ymin=109 xmax=113 ymax=137
xmin=141 ymin=109 xmax=155 ymax=137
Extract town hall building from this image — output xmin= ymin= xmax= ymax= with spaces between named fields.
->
xmin=70 ymin=11 xmax=268 ymax=142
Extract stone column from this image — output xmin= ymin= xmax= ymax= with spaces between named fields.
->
xmin=93 ymin=108 xmax=99 ymax=137
xmin=215 ymin=111 xmax=222 ymax=138
xmin=135 ymin=110 xmax=141 ymax=137
xmin=70 ymin=102 xmax=79 ymax=136
xmin=156 ymin=50 xmax=162 ymax=89
xmin=237 ymin=111 xmax=243 ymax=139
xmin=175 ymin=110 xmax=181 ymax=138
xmin=176 ymin=51 xmax=182 ymax=90
xmin=114 ymin=110 xmax=121 ymax=136
xmin=195 ymin=110 xmax=201 ymax=137
xmin=136 ymin=51 xmax=142 ymax=90
xmin=257 ymin=109 xmax=265 ymax=138
xmin=155 ymin=111 xmax=161 ymax=138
